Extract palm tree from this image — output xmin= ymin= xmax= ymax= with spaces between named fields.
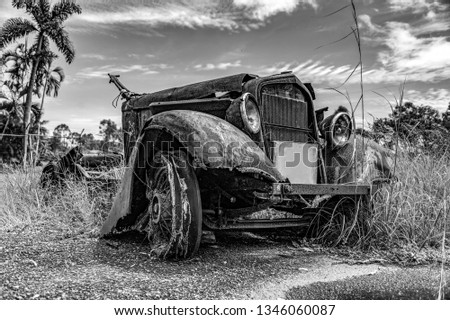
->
xmin=0 ymin=0 xmax=82 ymax=166
xmin=1 ymin=42 xmax=59 ymax=162
xmin=34 ymin=60 xmax=65 ymax=163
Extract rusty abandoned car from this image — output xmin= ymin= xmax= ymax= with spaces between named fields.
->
xmin=40 ymin=146 xmax=123 ymax=187
xmin=99 ymin=72 xmax=392 ymax=259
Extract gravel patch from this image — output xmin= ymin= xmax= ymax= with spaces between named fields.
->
xmin=0 ymin=228 xmax=318 ymax=299
xmin=2 ymin=226 xmax=447 ymax=300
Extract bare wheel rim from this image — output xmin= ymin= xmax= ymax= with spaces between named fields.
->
xmin=144 ymin=150 xmax=202 ymax=259
xmin=146 ymin=154 xmax=174 ymax=252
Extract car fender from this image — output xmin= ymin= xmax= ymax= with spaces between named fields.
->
xmin=325 ymin=134 xmax=394 ymax=184
xmin=145 ymin=110 xmax=283 ymax=179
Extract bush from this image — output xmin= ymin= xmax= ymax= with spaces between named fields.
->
xmin=371 ymin=102 xmax=450 ymax=155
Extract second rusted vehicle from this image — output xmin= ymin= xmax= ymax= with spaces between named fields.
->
xmin=101 ymin=72 xmax=391 ymax=259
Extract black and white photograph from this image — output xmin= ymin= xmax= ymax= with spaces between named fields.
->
xmin=0 ymin=0 xmax=449 ymax=318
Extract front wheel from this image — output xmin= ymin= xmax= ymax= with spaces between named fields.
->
xmin=145 ymin=150 xmax=202 ymax=259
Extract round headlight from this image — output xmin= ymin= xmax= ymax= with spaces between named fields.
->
xmin=240 ymin=93 xmax=261 ymax=134
xmin=328 ymin=112 xmax=352 ymax=147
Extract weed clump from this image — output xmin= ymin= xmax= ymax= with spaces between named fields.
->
xmin=368 ymin=151 xmax=449 ymax=250
xmin=314 ymin=149 xmax=449 ymax=266
xmin=0 ymin=166 xmax=120 ymax=236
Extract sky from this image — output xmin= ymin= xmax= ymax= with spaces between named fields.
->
xmin=0 ymin=0 xmax=449 ymax=136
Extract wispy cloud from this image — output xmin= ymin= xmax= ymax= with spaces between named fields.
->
xmin=153 ymin=63 xmax=173 ymax=70
xmin=76 ymin=4 xmax=237 ymax=30
xmin=233 ymin=0 xmax=318 ymax=20
xmin=350 ymin=5 xmax=449 ymax=85
xmin=72 ymin=0 xmax=318 ymax=31
xmin=405 ymin=88 xmax=450 ymax=111
xmin=257 ymin=60 xmax=357 ymax=85
xmin=127 ymin=53 xmax=157 ymax=59
xmin=76 ymin=63 xmax=173 ymax=79
xmin=374 ymin=22 xmax=450 ymax=82
xmin=80 ymin=53 xmax=114 ymax=61
xmin=358 ymin=14 xmax=383 ymax=34
xmin=387 ymin=0 xmax=448 ymax=13
xmin=358 ymin=11 xmax=450 ymax=83
xmin=257 ymin=50 xmax=450 ymax=87
xmin=193 ymin=60 xmax=242 ymax=71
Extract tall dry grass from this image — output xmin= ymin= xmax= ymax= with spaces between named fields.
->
xmin=322 ymin=0 xmax=450 ymax=261
xmin=0 ymin=166 xmax=120 ymax=236
xmin=1 ymin=150 xmax=448 ymax=250
xmin=312 ymin=142 xmax=449 ymax=267
xmin=367 ymin=151 xmax=450 ymax=250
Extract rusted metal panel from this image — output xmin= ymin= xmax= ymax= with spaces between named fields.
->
xmin=122 ymin=109 xmax=139 ymax=163
xmin=99 ymin=167 xmax=134 ymax=236
xmin=272 ymin=141 xmax=318 ymax=184
xmin=324 ymin=135 xmax=394 ymax=184
xmin=138 ymin=109 xmax=154 ymax=131
xmin=100 ymin=144 xmax=140 ymax=236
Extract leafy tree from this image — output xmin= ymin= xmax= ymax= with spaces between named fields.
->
xmin=54 ymin=123 xmax=70 ymax=137
xmin=78 ymin=132 xmax=101 ymax=151
xmin=0 ymin=0 xmax=82 ymax=165
xmin=1 ymin=42 xmax=61 ymax=164
xmin=372 ymin=102 xmax=450 ymax=154
xmin=71 ymin=130 xmax=81 ymax=143
xmin=1 ymin=43 xmax=29 ymax=151
xmin=99 ymin=119 xmax=120 ymax=152
xmin=0 ymin=100 xmax=43 ymax=162
xmin=52 ymin=123 xmax=70 ymax=151
xmin=1 ymin=45 xmax=44 ymax=164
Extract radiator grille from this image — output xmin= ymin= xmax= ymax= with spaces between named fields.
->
xmin=261 ymin=84 xmax=311 ymax=143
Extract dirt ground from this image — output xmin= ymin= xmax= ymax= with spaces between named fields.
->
xmin=1 ymin=227 xmax=448 ymax=300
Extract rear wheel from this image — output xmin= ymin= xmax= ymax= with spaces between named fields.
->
xmin=145 ymin=150 xmax=202 ymax=259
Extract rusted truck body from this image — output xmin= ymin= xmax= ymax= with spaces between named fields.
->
xmin=100 ymin=72 xmax=388 ymax=259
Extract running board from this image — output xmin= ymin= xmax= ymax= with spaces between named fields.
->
xmin=204 ymin=218 xmax=312 ymax=230
xmin=274 ymin=183 xmax=373 ymax=196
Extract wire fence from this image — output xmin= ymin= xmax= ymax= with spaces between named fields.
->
xmin=0 ymin=132 xmax=106 ymax=138
xmin=0 ymin=133 xmax=47 ymax=138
